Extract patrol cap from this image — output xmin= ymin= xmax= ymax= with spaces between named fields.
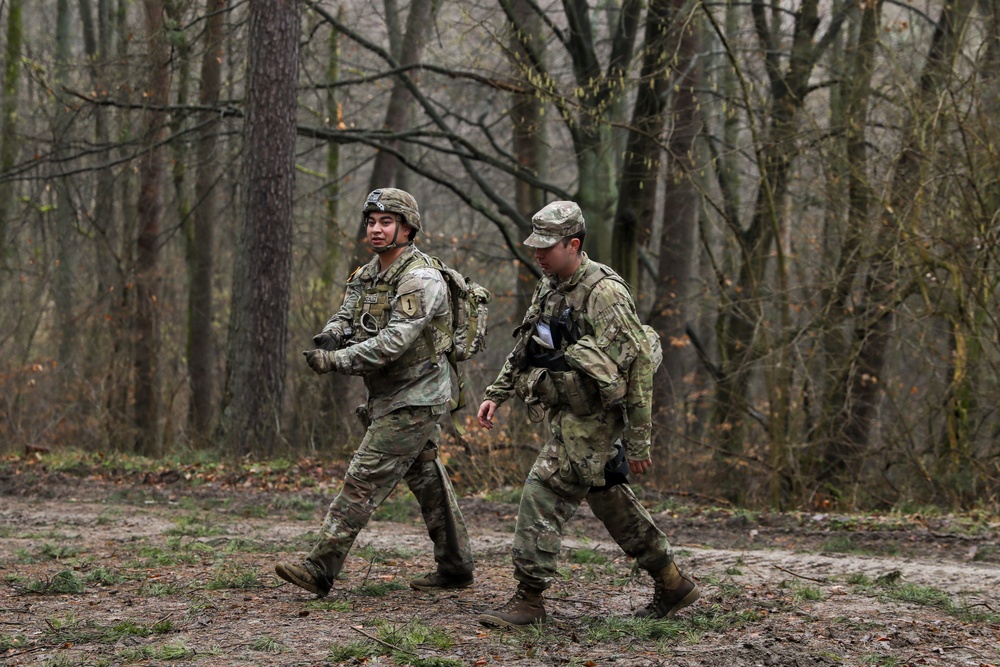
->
xmin=523 ymin=201 xmax=585 ymax=248
xmin=362 ymin=188 xmax=421 ymax=231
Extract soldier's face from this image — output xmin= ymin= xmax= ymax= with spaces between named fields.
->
xmin=366 ymin=213 xmax=409 ymax=249
xmin=534 ymin=238 xmax=581 ymax=278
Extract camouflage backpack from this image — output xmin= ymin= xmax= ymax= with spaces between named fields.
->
xmin=419 ymin=256 xmax=492 ymax=362
xmin=402 ymin=256 xmax=491 ymax=429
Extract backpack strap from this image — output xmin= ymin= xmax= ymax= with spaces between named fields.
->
xmin=400 ymin=254 xmax=469 ymax=435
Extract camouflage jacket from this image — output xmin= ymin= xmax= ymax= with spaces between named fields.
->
xmin=484 ymin=253 xmax=654 ymax=459
xmin=321 ymin=246 xmax=452 ymax=420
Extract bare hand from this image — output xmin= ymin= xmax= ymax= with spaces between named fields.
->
xmin=477 ymin=400 xmax=497 ymax=429
xmin=628 ymin=458 xmax=653 ymax=475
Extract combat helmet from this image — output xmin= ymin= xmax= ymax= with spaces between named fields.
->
xmin=362 ymin=188 xmax=421 ymax=231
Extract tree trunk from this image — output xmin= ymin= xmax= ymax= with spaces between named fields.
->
xmin=646 ymin=0 xmax=701 ymax=458
xmin=219 ymin=0 xmax=301 ymax=456
xmin=0 ymin=0 xmax=23 ymax=264
xmin=812 ymin=0 xmax=881 ymax=484
xmin=53 ymin=0 xmax=79 ymax=377
xmin=187 ymin=0 xmax=227 ymax=445
xmin=612 ymin=0 xmax=674 ymax=291
xmin=508 ymin=0 xmax=547 ymax=314
xmin=133 ymin=0 xmax=172 ymax=457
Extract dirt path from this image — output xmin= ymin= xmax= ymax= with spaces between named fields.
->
xmin=1 ymin=474 xmax=999 ymax=666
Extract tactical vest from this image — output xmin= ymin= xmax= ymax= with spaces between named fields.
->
xmin=349 ymin=250 xmax=452 ymax=394
xmin=514 ymin=261 xmax=628 ymax=416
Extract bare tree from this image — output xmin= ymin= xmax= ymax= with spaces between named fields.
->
xmin=133 ymin=0 xmax=173 ymax=456
xmin=187 ymin=0 xmax=227 ymax=444
xmin=218 ymin=0 xmax=301 ymax=456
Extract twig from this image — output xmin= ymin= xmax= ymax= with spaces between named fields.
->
xmin=361 ymin=557 xmax=376 ymax=586
xmin=350 ymin=625 xmax=416 ymax=656
xmin=2 ymin=646 xmax=46 ymax=658
xmin=773 ymin=564 xmax=829 ymax=584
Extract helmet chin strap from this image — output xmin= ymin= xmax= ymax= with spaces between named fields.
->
xmin=372 ymin=218 xmax=413 ymax=254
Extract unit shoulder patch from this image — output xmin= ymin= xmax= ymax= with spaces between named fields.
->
xmin=398 ymin=293 xmax=421 ymax=317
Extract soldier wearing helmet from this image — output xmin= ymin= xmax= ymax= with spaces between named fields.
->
xmin=275 ymin=188 xmax=474 ymax=598
xmin=475 ymin=201 xmax=699 ymax=627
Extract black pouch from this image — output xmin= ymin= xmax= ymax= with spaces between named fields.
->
xmin=590 ymin=440 xmax=629 ymax=492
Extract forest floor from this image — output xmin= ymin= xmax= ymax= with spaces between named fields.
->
xmin=1 ymin=455 xmax=999 ymax=667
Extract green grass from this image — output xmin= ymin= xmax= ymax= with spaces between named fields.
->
xmin=85 ymin=567 xmax=126 ymax=586
xmin=206 ymin=564 xmax=262 ymax=590
xmin=371 ymin=493 xmax=420 ymax=523
xmin=859 ymin=654 xmax=901 ymax=666
xmin=687 ymin=606 xmax=764 ymax=632
xmin=116 ymin=642 xmax=208 ymax=662
xmin=584 ymin=615 xmax=684 ymax=642
xmin=792 ymin=585 xmax=824 ymax=601
xmin=333 ymin=619 xmax=462 ymax=667
xmin=39 ymin=543 xmax=80 ymax=560
xmin=249 ymin=635 xmax=286 ymax=652
xmin=163 ymin=514 xmax=228 ymax=538
xmin=380 ymin=618 xmax=454 ymax=651
xmin=328 ymin=640 xmax=379 ymax=662
xmin=565 ymin=547 xmax=608 ymax=565
xmin=13 ymin=547 xmax=36 ymax=564
xmin=0 ymin=633 xmax=30 ymax=651
xmin=131 ymin=545 xmax=200 ymax=568
xmin=222 ymin=537 xmax=276 ymax=553
xmin=352 ymin=580 xmax=407 ymax=596
xmin=140 ymin=580 xmax=184 ymax=596
xmin=820 ymin=534 xmax=900 ymax=557
xmin=853 ymin=577 xmax=1000 ymax=623
xmin=272 ymin=494 xmax=319 ymax=516
xmin=40 ymin=616 xmax=174 ymax=645
xmin=353 ymin=544 xmax=416 ymax=563
xmin=17 ymin=570 xmax=86 ymax=594
xmin=306 ymin=599 xmax=352 ymax=612
xmin=481 ymin=486 xmax=523 ymax=504
xmin=95 ymin=508 xmax=122 ymax=526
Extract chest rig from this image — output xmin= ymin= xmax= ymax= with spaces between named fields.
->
xmin=350 ymin=251 xmax=451 ymax=384
xmin=513 ymin=261 xmax=627 ymax=416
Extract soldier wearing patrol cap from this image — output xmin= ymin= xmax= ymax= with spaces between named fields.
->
xmin=476 ymin=200 xmax=699 ymax=626
xmin=275 ymin=188 xmax=474 ymax=598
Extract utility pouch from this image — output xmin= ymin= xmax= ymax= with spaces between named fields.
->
xmin=514 ymin=367 xmax=558 ymax=409
xmin=590 ymin=440 xmax=629 ymax=491
xmin=549 ymin=370 xmax=601 ymax=416
xmin=564 ymin=336 xmax=628 ymax=409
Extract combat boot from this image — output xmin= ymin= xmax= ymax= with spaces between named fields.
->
xmin=275 ymin=561 xmax=331 ymax=598
xmin=635 ymin=561 xmax=700 ymax=618
xmin=409 ymin=570 xmax=474 ymax=591
xmin=478 ymin=583 xmax=546 ymax=627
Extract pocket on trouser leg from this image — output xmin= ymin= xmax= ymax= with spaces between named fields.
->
xmin=536 ymin=531 xmax=561 ymax=555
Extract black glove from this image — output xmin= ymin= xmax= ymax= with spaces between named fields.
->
xmin=312 ymin=331 xmax=341 ymax=351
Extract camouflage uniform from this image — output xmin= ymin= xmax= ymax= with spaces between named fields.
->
xmin=282 ymin=190 xmax=473 ymax=595
xmin=484 ymin=202 xmax=674 ymax=592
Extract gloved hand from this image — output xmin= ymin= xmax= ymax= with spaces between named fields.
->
xmin=312 ymin=331 xmax=341 ymax=351
xmin=303 ymin=349 xmax=334 ymax=374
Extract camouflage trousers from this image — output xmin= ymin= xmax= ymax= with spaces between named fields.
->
xmin=511 ymin=408 xmax=673 ymax=591
xmin=307 ymin=405 xmax=474 ymax=585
